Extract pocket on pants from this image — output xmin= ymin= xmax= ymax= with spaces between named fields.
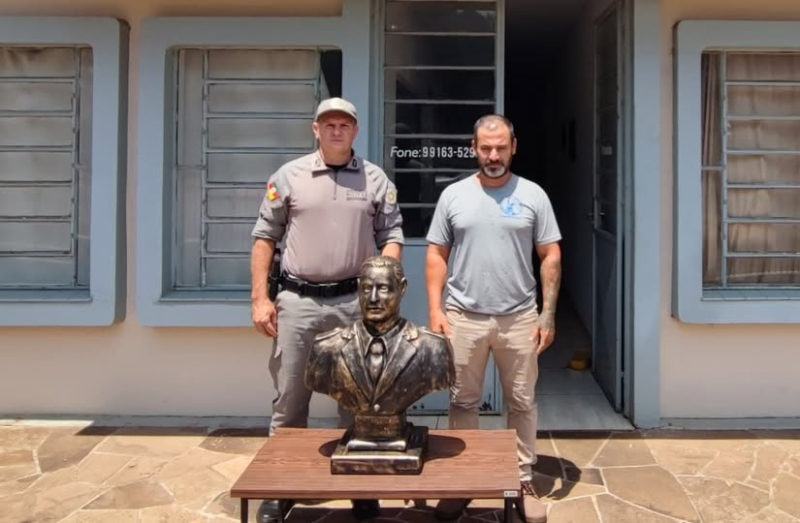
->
xmin=444 ymin=307 xmax=463 ymax=331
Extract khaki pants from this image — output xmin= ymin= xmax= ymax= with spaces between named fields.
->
xmin=446 ymin=306 xmax=539 ymax=482
xmin=268 ymin=289 xmax=359 ymax=436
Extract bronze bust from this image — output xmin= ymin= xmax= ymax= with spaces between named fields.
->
xmin=304 ymin=255 xmax=455 ymax=474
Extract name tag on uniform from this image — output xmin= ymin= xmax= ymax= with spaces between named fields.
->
xmin=346 ymin=189 xmax=368 ymax=201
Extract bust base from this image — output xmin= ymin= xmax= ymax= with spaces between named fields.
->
xmin=331 ymin=423 xmax=428 ymax=475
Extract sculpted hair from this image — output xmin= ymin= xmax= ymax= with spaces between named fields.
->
xmin=473 ymin=114 xmax=516 ymax=142
xmin=360 ymin=255 xmax=405 ymax=283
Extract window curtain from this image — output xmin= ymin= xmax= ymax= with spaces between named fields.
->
xmin=701 ymin=52 xmax=800 ymax=286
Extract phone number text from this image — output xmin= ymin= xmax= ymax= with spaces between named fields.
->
xmin=389 ymin=146 xmax=475 ymax=159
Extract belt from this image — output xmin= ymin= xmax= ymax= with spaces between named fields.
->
xmin=281 ymin=273 xmax=358 ymax=298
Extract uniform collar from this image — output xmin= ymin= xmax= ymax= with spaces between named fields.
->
xmin=311 ymin=149 xmax=363 ymax=174
xmin=356 ymin=318 xmax=406 ymax=357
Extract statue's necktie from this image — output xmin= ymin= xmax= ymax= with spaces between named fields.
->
xmin=367 ymin=338 xmax=386 ymax=384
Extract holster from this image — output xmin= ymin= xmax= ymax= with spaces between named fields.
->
xmin=267 ymin=248 xmax=282 ymax=301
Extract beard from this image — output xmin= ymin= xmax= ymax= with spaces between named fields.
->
xmin=481 ymin=162 xmax=508 ymax=178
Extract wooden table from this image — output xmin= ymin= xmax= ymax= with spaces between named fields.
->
xmin=231 ymin=428 xmax=521 ymax=523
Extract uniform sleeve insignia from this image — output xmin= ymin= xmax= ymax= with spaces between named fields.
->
xmin=267 ymin=181 xmax=280 ymax=201
xmin=386 ymin=189 xmax=397 ymax=204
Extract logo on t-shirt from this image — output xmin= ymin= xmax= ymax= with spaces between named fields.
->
xmin=500 ymin=196 xmax=521 ymax=217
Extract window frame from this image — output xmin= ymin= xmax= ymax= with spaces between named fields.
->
xmin=674 ymin=20 xmax=800 ymax=323
xmin=0 ymin=17 xmax=128 ymax=327
xmin=372 ymin=0 xmax=504 ymax=243
xmin=135 ymin=0 xmax=371 ymax=327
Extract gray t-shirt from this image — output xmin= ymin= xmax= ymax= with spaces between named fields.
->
xmin=426 ymin=173 xmax=561 ymax=315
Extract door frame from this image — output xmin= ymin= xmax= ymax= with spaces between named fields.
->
xmin=625 ymin=0 xmax=661 ymax=427
xmin=591 ymin=0 xmax=626 ymax=414
xmin=366 ymin=0 xmax=662 ymax=427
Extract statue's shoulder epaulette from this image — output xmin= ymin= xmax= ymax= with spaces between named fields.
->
xmin=314 ymin=326 xmax=344 ymax=342
xmin=419 ymin=326 xmax=447 ymax=340
xmin=402 ymin=321 xmax=419 ymax=341
xmin=339 ymin=325 xmax=355 ymax=340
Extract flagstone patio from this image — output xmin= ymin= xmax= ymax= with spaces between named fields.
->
xmin=1 ymin=419 xmax=799 ymax=523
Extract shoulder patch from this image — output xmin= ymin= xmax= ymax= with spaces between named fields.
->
xmin=266 ymin=181 xmax=280 ymax=201
xmin=386 ymin=188 xmax=397 ymax=204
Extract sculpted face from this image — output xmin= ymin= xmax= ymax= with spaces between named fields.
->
xmin=358 ymin=263 xmax=407 ymax=334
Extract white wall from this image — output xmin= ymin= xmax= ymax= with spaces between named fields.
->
xmin=7 ymin=0 xmax=798 ymax=423
xmin=660 ymin=0 xmax=800 ymax=418
xmin=0 ymin=0 xmax=343 ymax=419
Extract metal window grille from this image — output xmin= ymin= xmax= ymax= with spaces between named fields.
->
xmin=703 ymin=51 xmax=800 ymax=289
xmin=0 ymin=46 xmax=92 ymax=290
xmin=172 ymin=47 xmax=339 ymax=290
xmin=380 ymin=0 xmax=499 ymax=238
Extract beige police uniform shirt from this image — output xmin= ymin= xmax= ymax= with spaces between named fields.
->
xmin=251 ymin=151 xmax=404 ymax=283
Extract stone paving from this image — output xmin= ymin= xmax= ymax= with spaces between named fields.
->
xmin=1 ymin=421 xmax=799 ymax=523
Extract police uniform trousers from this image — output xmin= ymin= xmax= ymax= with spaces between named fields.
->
xmin=269 ymin=288 xmax=360 ymax=435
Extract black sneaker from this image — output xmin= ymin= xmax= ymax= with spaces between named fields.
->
xmin=256 ymin=499 xmax=295 ymax=523
xmin=351 ymin=499 xmax=381 ymax=520
xmin=434 ymin=499 xmax=472 ymax=520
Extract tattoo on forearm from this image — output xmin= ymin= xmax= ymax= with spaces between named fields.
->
xmin=539 ymin=256 xmax=561 ymax=329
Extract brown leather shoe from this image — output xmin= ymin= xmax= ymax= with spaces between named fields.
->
xmin=434 ymin=498 xmax=471 ymax=520
xmin=518 ymin=481 xmax=547 ymax=523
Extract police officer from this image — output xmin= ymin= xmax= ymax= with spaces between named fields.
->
xmin=250 ymin=97 xmax=404 ymax=522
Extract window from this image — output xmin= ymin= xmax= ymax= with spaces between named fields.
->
xmin=172 ymin=48 xmax=341 ymax=291
xmin=0 ymin=18 xmax=127 ymax=327
xmin=135 ymin=5 xmax=370 ymax=326
xmin=0 ymin=47 xmax=92 ymax=291
xmin=674 ymin=20 xmax=800 ymax=323
xmin=701 ymin=51 xmax=800 ymax=289
xmin=380 ymin=0 xmax=499 ymax=238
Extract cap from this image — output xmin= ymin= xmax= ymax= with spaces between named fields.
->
xmin=315 ymin=97 xmax=358 ymax=122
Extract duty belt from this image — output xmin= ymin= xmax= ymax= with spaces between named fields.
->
xmin=281 ymin=273 xmax=358 ymax=298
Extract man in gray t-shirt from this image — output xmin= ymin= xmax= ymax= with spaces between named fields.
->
xmin=426 ymin=115 xmax=561 ymax=523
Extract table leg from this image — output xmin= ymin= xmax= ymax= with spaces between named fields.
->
xmin=504 ymin=499 xmax=513 ymax=523
xmin=241 ymin=498 xmax=248 ymax=523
